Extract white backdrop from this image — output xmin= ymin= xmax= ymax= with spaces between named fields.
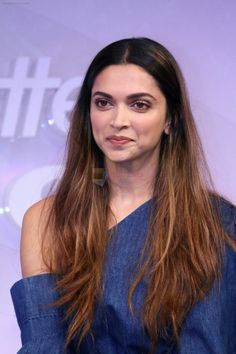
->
xmin=0 ymin=1 xmax=235 ymax=352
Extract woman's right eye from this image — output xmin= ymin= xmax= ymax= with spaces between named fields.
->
xmin=95 ymin=99 xmax=112 ymax=108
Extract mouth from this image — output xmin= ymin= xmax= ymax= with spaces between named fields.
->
xmin=107 ymin=138 xmax=132 ymax=145
xmin=107 ymin=135 xmax=133 ymax=142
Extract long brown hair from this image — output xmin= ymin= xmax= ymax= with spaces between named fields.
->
xmin=42 ymin=38 xmax=236 ymax=352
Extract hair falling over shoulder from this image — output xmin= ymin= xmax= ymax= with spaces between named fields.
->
xmin=41 ymin=38 xmax=236 ymax=354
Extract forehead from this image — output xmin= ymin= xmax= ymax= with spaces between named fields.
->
xmin=92 ymin=64 xmax=162 ymax=96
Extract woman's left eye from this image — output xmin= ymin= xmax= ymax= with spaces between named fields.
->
xmin=132 ymin=101 xmax=150 ymax=111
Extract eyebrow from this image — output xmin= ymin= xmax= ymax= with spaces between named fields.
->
xmin=92 ymin=91 xmax=157 ymax=101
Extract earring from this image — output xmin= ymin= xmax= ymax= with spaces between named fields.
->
xmin=92 ymin=168 xmax=107 ymax=187
xmin=165 ymin=121 xmax=171 ymax=135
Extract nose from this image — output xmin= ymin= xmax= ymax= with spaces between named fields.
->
xmin=110 ymin=104 xmax=130 ymax=129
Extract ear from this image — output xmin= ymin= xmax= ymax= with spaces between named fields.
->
xmin=164 ymin=120 xmax=171 ymax=135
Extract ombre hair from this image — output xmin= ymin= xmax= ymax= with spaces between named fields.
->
xmin=42 ymin=38 xmax=236 ymax=353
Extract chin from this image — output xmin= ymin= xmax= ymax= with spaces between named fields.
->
xmin=106 ymin=154 xmax=137 ymax=164
xmin=105 ymin=154 xmax=131 ymax=163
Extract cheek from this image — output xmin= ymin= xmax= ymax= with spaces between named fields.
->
xmin=90 ymin=112 xmax=110 ymax=148
xmin=90 ymin=113 xmax=99 ymax=143
xmin=134 ymin=115 xmax=166 ymax=147
xmin=90 ymin=108 xmax=109 ymax=130
xmin=135 ymin=116 xmax=166 ymax=136
xmin=90 ymin=111 xmax=103 ymax=134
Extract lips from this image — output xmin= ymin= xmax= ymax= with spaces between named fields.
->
xmin=107 ymin=135 xmax=133 ymax=141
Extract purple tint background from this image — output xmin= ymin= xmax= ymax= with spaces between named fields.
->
xmin=0 ymin=1 xmax=235 ymax=352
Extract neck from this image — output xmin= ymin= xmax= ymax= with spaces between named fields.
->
xmin=105 ymin=157 xmax=158 ymax=205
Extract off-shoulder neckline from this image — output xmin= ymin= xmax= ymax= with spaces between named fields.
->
xmin=107 ymin=197 xmax=153 ymax=232
xmin=11 ymin=198 xmax=154 ymax=288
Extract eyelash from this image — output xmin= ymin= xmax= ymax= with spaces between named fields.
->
xmin=94 ymin=99 xmax=151 ymax=111
xmin=132 ymin=101 xmax=150 ymax=110
xmin=95 ymin=99 xmax=112 ymax=108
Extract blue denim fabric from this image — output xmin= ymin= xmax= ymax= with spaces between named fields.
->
xmin=11 ymin=198 xmax=236 ymax=353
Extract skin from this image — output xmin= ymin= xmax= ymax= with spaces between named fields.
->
xmin=90 ymin=64 xmax=169 ymax=220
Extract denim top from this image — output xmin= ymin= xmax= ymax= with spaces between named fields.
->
xmin=11 ymin=198 xmax=236 ymax=353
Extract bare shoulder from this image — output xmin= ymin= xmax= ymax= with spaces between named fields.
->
xmin=20 ymin=197 xmax=54 ymax=278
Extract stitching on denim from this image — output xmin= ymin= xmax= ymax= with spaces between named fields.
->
xmin=20 ymin=313 xmax=63 ymax=326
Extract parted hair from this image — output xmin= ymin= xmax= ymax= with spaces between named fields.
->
xmin=42 ymin=38 xmax=236 ymax=353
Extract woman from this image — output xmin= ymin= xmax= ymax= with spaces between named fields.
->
xmin=11 ymin=38 xmax=236 ymax=353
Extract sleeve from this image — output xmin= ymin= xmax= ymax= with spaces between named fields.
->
xmin=179 ymin=202 xmax=236 ymax=354
xmin=10 ymin=273 xmax=73 ymax=354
